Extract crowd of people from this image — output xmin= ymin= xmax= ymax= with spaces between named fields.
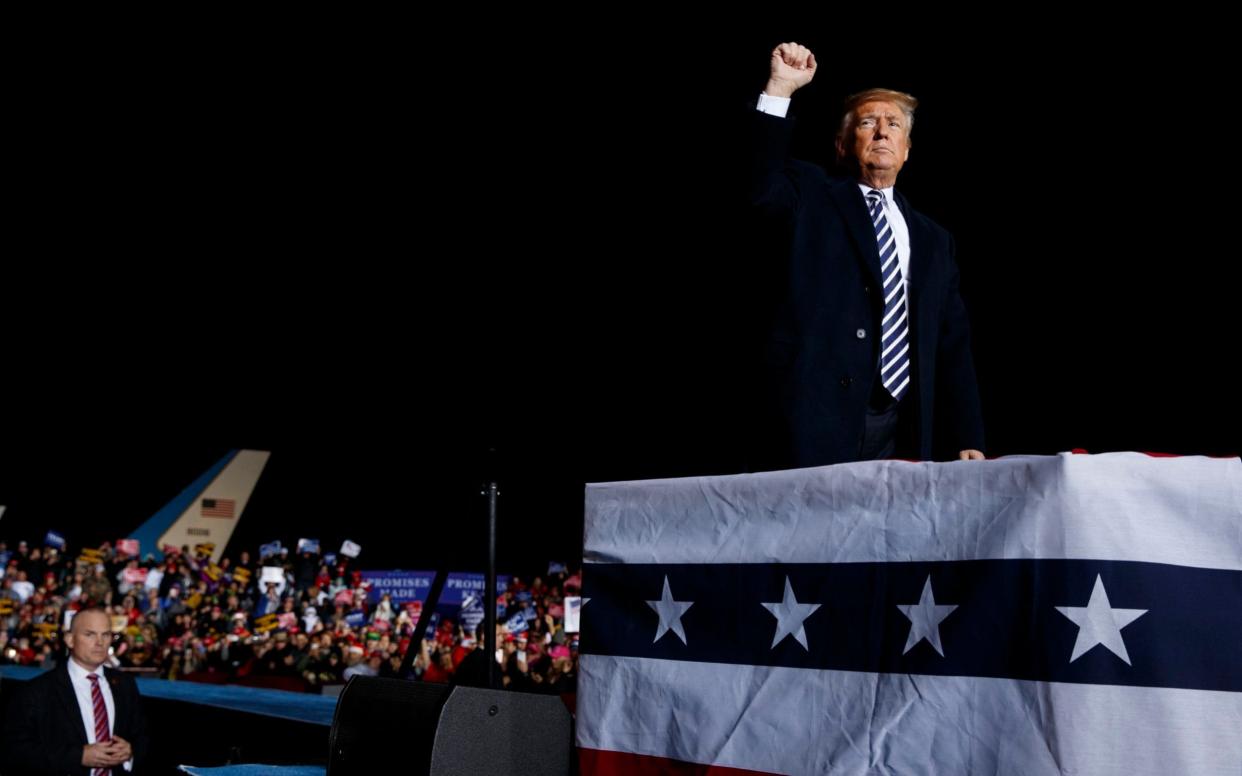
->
xmin=0 ymin=537 xmax=580 ymax=695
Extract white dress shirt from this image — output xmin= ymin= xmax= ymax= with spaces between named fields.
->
xmin=67 ymin=658 xmax=133 ymax=771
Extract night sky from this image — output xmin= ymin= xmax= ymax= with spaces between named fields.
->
xmin=2 ymin=29 xmax=1237 ymax=576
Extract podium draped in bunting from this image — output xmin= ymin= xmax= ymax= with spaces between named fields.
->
xmin=578 ymin=452 xmax=1242 ymax=776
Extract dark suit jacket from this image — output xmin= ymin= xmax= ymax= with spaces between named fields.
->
xmin=748 ymin=110 xmax=985 ymax=468
xmin=2 ymin=661 xmax=149 ymax=776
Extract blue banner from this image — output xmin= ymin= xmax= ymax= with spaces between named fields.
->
xmin=441 ymin=572 xmax=511 ymax=605
xmin=259 ymin=540 xmax=282 ymax=559
xmin=505 ymin=612 xmax=529 ymax=634
xmin=43 ymin=530 xmax=67 ymax=550
xmin=360 ymin=571 xmax=434 ymax=605
xmin=357 ymin=571 xmax=513 ymax=638
xmin=360 ymin=571 xmax=511 ymax=606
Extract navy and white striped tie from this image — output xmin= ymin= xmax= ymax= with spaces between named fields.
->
xmin=866 ymin=190 xmax=910 ymax=402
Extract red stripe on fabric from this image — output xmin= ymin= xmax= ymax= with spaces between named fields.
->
xmin=579 ymin=748 xmax=777 ymax=776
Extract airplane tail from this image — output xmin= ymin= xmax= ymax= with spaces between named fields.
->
xmin=128 ymin=449 xmax=270 ymax=563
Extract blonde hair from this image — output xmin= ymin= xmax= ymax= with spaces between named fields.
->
xmin=835 ymin=88 xmax=918 ymax=166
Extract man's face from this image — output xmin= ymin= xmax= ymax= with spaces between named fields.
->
xmin=65 ymin=610 xmax=112 ymax=671
xmin=843 ymin=100 xmax=911 ymax=178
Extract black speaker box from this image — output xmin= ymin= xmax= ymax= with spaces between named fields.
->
xmin=328 ymin=676 xmax=572 ymax=775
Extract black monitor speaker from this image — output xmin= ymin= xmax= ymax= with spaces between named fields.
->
xmin=328 ymin=676 xmax=573 ymax=775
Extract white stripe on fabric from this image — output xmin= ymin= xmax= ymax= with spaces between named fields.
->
xmin=583 ymin=453 xmax=1242 ymax=571
xmin=577 ymin=654 xmax=1242 ymax=776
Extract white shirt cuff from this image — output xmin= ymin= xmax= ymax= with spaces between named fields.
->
xmin=756 ymin=92 xmax=791 ymax=118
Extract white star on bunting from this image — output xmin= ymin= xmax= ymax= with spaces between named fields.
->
xmin=1055 ymin=574 xmax=1147 ymax=665
xmin=761 ymin=576 xmax=822 ymax=650
xmin=646 ymin=575 xmax=694 ymax=645
xmin=897 ymin=575 xmax=957 ymax=657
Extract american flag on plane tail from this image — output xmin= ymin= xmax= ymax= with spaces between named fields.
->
xmin=201 ymin=498 xmax=236 ymax=518
xmin=577 ymin=452 xmax=1242 ymax=775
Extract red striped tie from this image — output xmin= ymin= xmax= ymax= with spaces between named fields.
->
xmin=87 ymin=673 xmax=111 ymax=776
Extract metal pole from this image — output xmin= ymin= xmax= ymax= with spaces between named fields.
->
xmin=484 ymin=479 xmax=499 ymax=689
